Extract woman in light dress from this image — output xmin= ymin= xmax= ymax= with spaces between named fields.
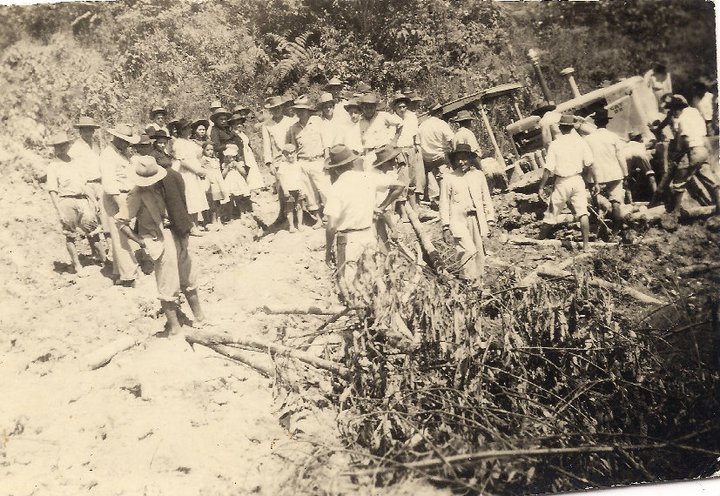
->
xmin=173 ymin=119 xmax=210 ymax=235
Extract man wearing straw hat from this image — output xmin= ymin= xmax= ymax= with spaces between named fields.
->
xmin=46 ymin=131 xmax=106 ymax=275
xmin=392 ymin=92 xmax=421 ymax=213
xmin=358 ymin=93 xmax=403 ymax=169
xmin=262 ymin=95 xmax=297 ymax=220
xmin=100 ymin=123 xmax=141 ymax=286
xmin=325 ymin=77 xmax=350 ymax=125
xmin=323 ymin=144 xmax=401 ymax=299
xmin=418 ymin=102 xmax=454 ymax=206
xmin=146 ymin=106 xmax=169 ymax=135
xmin=69 ymin=116 xmax=109 ymax=238
xmin=318 ymin=92 xmax=342 ymax=154
xmin=451 ymin=110 xmax=481 ymax=155
xmin=288 ymin=95 xmax=330 ymax=222
xmin=115 ymin=156 xmax=205 ymax=335
xmin=368 ymin=144 xmax=408 ymax=249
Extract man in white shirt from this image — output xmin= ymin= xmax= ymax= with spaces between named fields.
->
xmin=537 ymin=114 xmax=598 ymax=250
xmin=418 ymin=103 xmax=454 ymax=203
xmin=325 ymin=77 xmax=351 ymax=126
xmin=644 ymin=62 xmax=673 ymax=106
xmin=583 ymin=109 xmax=628 ymax=233
xmin=324 ymin=144 xmax=402 ymax=300
xmin=392 ymin=93 xmax=421 ymax=212
xmin=262 ymin=96 xmax=296 ymax=220
xmin=666 ymin=95 xmax=720 ymax=214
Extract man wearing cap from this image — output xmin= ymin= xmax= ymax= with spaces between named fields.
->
xmin=537 ymin=114 xmax=597 ymax=251
xmin=583 ymin=109 xmax=629 ymax=233
xmin=392 ymin=92 xmax=421 ymax=213
xmin=47 ymin=132 xmax=106 ymax=274
xmin=69 ymin=116 xmax=108 ymax=236
xmin=146 ymin=106 xmax=169 ymax=135
xmin=115 ymin=156 xmax=205 ymax=335
xmin=418 ymin=103 xmax=454 ymax=204
xmin=288 ymin=95 xmax=331 ymax=218
xmin=666 ymin=95 xmax=720 ymax=214
xmin=325 ymin=77 xmax=351 ymax=125
xmin=359 ymin=93 xmax=403 ymax=165
xmin=100 ymin=123 xmax=141 ymax=286
xmin=323 ymin=144 xmax=402 ymax=299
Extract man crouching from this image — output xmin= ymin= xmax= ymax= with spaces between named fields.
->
xmin=115 ymin=155 xmax=206 ymax=335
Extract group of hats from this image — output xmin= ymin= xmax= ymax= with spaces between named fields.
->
xmin=324 ymin=143 xmax=403 ymax=171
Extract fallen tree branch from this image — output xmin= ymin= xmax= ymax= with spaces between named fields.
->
xmin=678 ymin=262 xmax=720 ymax=276
xmin=506 ymin=235 xmax=617 ymax=249
xmin=537 ymin=267 xmax=666 ymax=305
xmin=211 ymin=344 xmax=274 ymax=378
xmin=402 ymin=204 xmax=442 ymax=271
xmin=185 ymin=330 xmax=350 ymax=378
xmin=259 ymin=304 xmax=347 ymax=315
xmin=86 ymin=336 xmax=141 ymax=370
xmin=519 ymin=252 xmax=594 ymax=287
xmin=344 ymin=442 xmax=670 ymax=476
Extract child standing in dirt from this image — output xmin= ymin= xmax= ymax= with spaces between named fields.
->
xmin=201 ymin=142 xmax=226 ymax=229
xmin=220 ymin=144 xmax=251 ymax=220
xmin=275 ymin=143 xmax=312 ymax=232
xmin=46 ymin=132 xmax=107 ymax=275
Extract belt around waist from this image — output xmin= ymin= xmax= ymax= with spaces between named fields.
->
xmin=338 ymin=226 xmax=371 ymax=234
xmin=87 ymin=178 xmax=102 ymax=184
xmin=60 ymin=194 xmax=88 ymax=199
xmin=298 ymin=155 xmax=324 ymax=161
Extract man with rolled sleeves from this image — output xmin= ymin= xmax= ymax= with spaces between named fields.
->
xmin=537 ymin=114 xmax=597 ymax=251
xmin=418 ymin=103 xmax=454 ymax=205
xmin=359 ymin=93 xmax=403 ymax=170
xmin=69 ymin=116 xmax=109 ymax=240
xmin=100 ymin=123 xmax=140 ymax=286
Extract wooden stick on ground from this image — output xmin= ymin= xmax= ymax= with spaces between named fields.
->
xmin=259 ymin=304 xmax=347 ymax=315
xmin=537 ymin=266 xmax=666 ymax=305
xmin=210 ymin=343 xmax=274 ymax=378
xmin=344 ymin=442 xmax=669 ymax=476
xmin=507 ymin=235 xmax=617 ymax=249
xmin=86 ymin=336 xmax=141 ymax=370
xmin=678 ymin=262 xmax=720 ymax=276
xmin=185 ymin=331 xmax=350 ymax=378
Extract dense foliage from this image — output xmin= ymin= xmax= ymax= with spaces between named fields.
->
xmin=0 ymin=0 xmax=716 ymax=157
xmin=332 ymin=247 xmax=720 ymax=494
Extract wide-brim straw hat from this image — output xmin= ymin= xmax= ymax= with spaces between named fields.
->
xmin=325 ymin=76 xmax=344 ymax=88
xmin=448 ymin=143 xmax=479 ymax=163
xmin=47 ymin=131 xmax=73 ymax=146
xmin=150 ymin=106 xmax=166 ymax=117
xmin=264 ymin=96 xmax=285 ymax=109
xmin=133 ymin=155 xmax=167 ymax=187
xmin=228 ymin=113 xmax=246 ymax=124
xmin=210 ymin=108 xmax=231 ymax=122
xmin=392 ymin=92 xmax=410 ymax=107
xmin=318 ymin=92 xmax=335 ymax=105
xmin=359 ymin=93 xmax=379 ymax=105
xmin=344 ymin=99 xmax=360 ymax=110
xmin=372 ymin=145 xmax=402 ymax=168
xmin=107 ymin=124 xmax=140 ymax=144
xmin=150 ymin=129 xmax=170 ymax=140
xmin=232 ymin=105 xmax=250 ymax=115
xmin=209 ymin=99 xmax=222 ymax=110
xmin=558 ymin=113 xmax=575 ymax=127
xmin=191 ymin=118 xmax=210 ymax=130
xmin=74 ymin=116 xmax=100 ymax=129
xmin=451 ymin=110 xmax=475 ymax=123
xmin=292 ymin=95 xmax=314 ymax=110
xmin=325 ymin=144 xmax=360 ymax=170
xmin=131 ymin=134 xmax=153 ymax=147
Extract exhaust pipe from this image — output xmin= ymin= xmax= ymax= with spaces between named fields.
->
xmin=560 ymin=67 xmax=582 ymax=98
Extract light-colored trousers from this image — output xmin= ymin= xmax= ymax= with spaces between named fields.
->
xmin=103 ymin=193 xmax=138 ymax=281
xmin=299 ymin=158 xmax=331 ymax=210
xmin=336 ymin=228 xmax=376 ymax=297
xmin=453 ymin=215 xmax=485 ymax=280
xmin=154 ymin=229 xmax=197 ymax=302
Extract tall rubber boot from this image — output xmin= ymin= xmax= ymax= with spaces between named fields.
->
xmin=160 ymin=300 xmax=182 ymax=336
xmin=184 ymin=289 xmax=206 ymax=325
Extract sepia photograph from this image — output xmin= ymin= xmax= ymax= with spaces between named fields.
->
xmin=0 ymin=0 xmax=719 ymax=494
